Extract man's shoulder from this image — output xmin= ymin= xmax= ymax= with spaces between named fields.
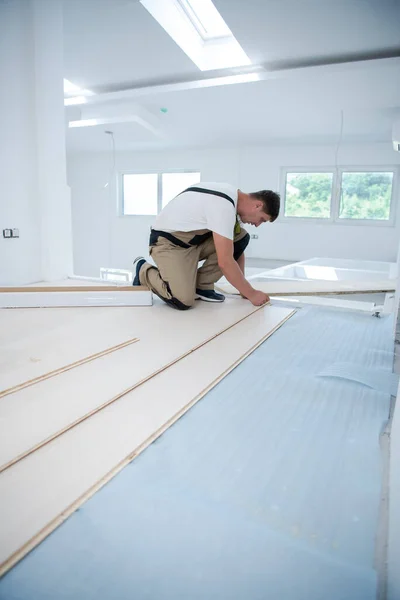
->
xmin=190 ymin=182 xmax=237 ymax=203
xmin=195 ymin=182 xmax=236 ymax=193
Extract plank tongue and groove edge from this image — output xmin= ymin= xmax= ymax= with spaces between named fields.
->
xmin=0 ymin=302 xmax=276 ymax=471
xmin=0 ymin=306 xmax=294 ymax=575
xmin=0 ymin=338 xmax=140 ymax=399
xmin=0 ymin=307 xmax=149 ymax=392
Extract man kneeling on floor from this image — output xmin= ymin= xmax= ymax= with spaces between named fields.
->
xmin=133 ymin=182 xmax=280 ymax=310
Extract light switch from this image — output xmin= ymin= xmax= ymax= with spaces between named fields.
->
xmin=3 ymin=229 xmax=12 ymax=238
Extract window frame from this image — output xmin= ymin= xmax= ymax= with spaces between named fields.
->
xmin=119 ymin=169 xmax=200 ymax=217
xmin=280 ymin=167 xmax=336 ymax=224
xmin=176 ymin=0 xmax=232 ymax=41
xmin=280 ymin=166 xmax=398 ymax=227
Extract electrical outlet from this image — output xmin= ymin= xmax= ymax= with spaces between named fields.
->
xmin=250 ymin=234 xmax=259 ymax=239
xmin=12 ymin=228 xmax=19 ymax=238
xmin=3 ymin=229 xmax=12 ymax=238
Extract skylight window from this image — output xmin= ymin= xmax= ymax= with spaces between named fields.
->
xmin=177 ymin=0 xmax=232 ymax=40
xmin=140 ymin=0 xmax=251 ymax=71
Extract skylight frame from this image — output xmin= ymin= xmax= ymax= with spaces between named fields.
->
xmin=140 ymin=0 xmax=251 ymax=71
xmin=176 ymin=0 xmax=232 ymax=41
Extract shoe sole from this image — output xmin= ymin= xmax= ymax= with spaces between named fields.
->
xmin=195 ymin=295 xmax=225 ymax=302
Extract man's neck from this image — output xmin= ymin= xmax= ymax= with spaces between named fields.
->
xmin=237 ymin=190 xmax=246 ymax=215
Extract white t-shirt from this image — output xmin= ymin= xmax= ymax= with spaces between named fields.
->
xmin=153 ymin=182 xmax=238 ymax=240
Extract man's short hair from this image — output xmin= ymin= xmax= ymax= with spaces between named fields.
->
xmin=250 ymin=190 xmax=280 ymax=222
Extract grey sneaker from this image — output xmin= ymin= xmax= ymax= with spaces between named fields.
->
xmin=132 ymin=257 xmax=146 ymax=286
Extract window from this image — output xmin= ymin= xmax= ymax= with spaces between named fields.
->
xmin=339 ymin=171 xmax=393 ymax=220
xmin=122 ymin=174 xmax=158 ymax=215
xmin=140 ymin=0 xmax=250 ymax=71
xmin=121 ymin=171 xmax=200 ymax=216
xmin=177 ymin=0 xmax=232 ymax=40
xmin=284 ymin=172 xmax=333 ymax=219
xmin=281 ymin=167 xmax=397 ymax=224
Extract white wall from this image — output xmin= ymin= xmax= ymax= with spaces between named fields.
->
xmin=68 ymin=142 xmax=400 ymax=277
xmin=0 ymin=0 xmax=41 ymax=284
xmin=0 ymin=0 xmax=72 ymax=286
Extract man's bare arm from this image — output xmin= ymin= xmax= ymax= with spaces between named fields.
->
xmin=213 ymin=233 xmax=269 ymax=306
xmin=236 ymin=252 xmax=245 ymax=275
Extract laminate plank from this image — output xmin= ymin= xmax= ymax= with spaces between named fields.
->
xmin=217 ymin=279 xmax=395 ymax=297
xmin=0 ymin=307 xmax=145 ymax=392
xmin=0 ymin=301 xmax=262 ymax=469
xmin=0 ymin=306 xmax=294 ymax=574
xmin=0 ymin=337 xmax=139 ymax=399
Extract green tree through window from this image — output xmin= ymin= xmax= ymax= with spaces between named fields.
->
xmin=339 ymin=172 xmax=393 ymax=220
xmin=284 ymin=173 xmax=333 ymax=218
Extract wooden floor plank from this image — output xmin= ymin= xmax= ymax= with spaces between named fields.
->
xmin=217 ymin=278 xmax=395 ymax=296
xmin=0 ymin=305 xmax=294 ymax=574
xmin=0 ymin=286 xmax=147 ymax=292
xmin=0 ymin=300 xmax=262 ymax=470
xmin=0 ymin=337 xmax=140 ymax=399
xmin=0 ymin=307 xmax=144 ymax=392
xmin=0 ymin=300 xmax=252 ymax=393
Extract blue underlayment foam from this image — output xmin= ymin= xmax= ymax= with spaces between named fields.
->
xmin=0 ymin=308 xmax=394 ymax=600
xmin=318 ymin=363 xmax=399 ymax=396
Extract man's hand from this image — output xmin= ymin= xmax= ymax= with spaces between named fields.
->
xmin=213 ymin=233 xmax=272 ymax=305
xmin=248 ymin=290 xmax=270 ymax=306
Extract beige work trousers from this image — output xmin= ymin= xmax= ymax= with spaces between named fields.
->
xmin=139 ymin=227 xmax=249 ymax=310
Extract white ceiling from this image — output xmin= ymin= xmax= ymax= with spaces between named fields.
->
xmin=214 ymin=0 xmax=400 ymax=66
xmin=63 ymin=0 xmax=196 ymax=91
xmin=63 ymin=0 xmax=400 ymax=152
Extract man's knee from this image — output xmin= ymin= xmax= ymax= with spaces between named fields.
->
xmin=166 ymin=296 xmax=194 ymax=310
xmin=165 ymin=282 xmax=195 ymax=310
xmin=233 ymin=232 xmax=250 ymax=261
xmin=155 ymin=290 xmax=194 ymax=310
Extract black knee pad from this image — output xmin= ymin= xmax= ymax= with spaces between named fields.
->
xmin=162 ymin=282 xmax=193 ymax=310
xmin=152 ymin=290 xmax=192 ymax=310
xmin=166 ymin=297 xmax=192 ymax=310
xmin=233 ymin=233 xmax=250 ymax=261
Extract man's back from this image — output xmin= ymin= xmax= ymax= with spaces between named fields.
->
xmin=153 ymin=182 xmax=238 ymax=240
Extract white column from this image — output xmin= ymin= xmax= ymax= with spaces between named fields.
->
xmin=33 ymin=0 xmax=73 ymax=281
xmin=0 ymin=0 xmax=72 ymax=285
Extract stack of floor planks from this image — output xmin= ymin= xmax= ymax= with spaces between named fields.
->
xmin=0 ymin=300 xmax=294 ymax=576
